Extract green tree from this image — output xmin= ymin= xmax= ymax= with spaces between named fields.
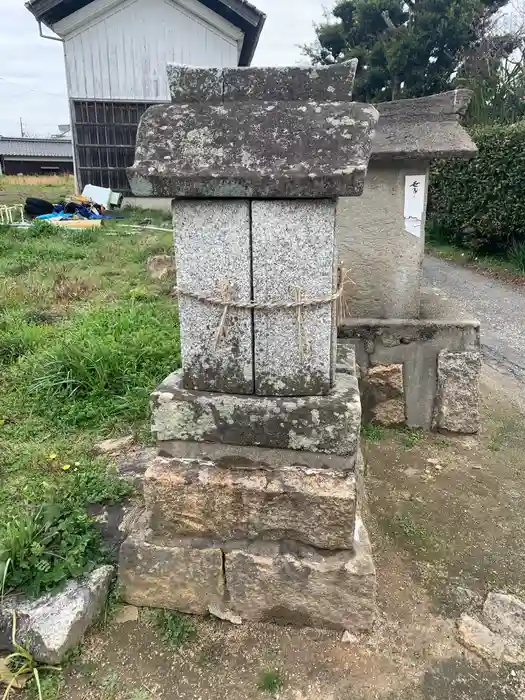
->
xmin=460 ymin=32 xmax=525 ymax=124
xmin=305 ymin=0 xmax=514 ymax=103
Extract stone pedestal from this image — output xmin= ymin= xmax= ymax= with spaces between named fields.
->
xmin=120 ymin=449 xmax=375 ymax=631
xmin=120 ymin=365 xmax=376 ymax=631
xmin=225 ymin=519 xmax=376 ymax=631
xmin=119 ymin=62 xmax=379 ymax=631
xmin=120 ymin=515 xmax=376 ymax=630
xmin=145 ymin=455 xmax=359 ymax=549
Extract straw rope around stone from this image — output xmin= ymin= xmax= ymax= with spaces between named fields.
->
xmin=173 ymin=268 xmax=352 ymax=311
xmin=173 ymin=266 xmax=354 ymax=349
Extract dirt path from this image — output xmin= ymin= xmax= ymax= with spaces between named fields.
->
xmin=424 ymin=256 xmax=525 ymax=392
xmin=54 ymin=373 xmax=525 ymax=700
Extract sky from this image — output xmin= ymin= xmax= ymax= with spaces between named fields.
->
xmin=0 ymin=0 xmax=328 ymax=138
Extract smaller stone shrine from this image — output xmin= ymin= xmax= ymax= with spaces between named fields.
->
xmin=119 ymin=62 xmax=380 ymax=630
xmin=337 ymin=90 xmax=482 ymax=433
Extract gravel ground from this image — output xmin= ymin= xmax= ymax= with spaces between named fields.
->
xmin=423 ymin=256 xmax=525 ymax=388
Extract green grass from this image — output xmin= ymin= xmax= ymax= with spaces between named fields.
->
xmin=100 ymin=671 xmax=121 ymax=700
xmin=398 ymin=426 xmax=424 ymax=449
xmin=0 ymin=213 xmax=179 ymax=597
xmin=487 ymin=419 xmax=519 ymax=452
xmin=0 ymin=503 xmax=104 ymax=598
xmin=258 ymin=670 xmax=284 ymax=696
xmin=508 ymin=241 xmax=525 ymax=274
xmin=26 ymin=672 xmax=63 ymax=700
xmin=128 ymin=691 xmax=154 ymax=700
xmin=154 ymin=610 xmax=198 ymax=648
xmin=426 ymin=239 xmax=525 ymax=279
xmin=361 ymin=423 xmax=387 ymax=442
xmin=0 ymin=174 xmax=76 ymax=208
xmin=387 ymin=513 xmax=440 ymax=557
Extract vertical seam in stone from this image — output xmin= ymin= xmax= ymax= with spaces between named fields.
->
xmin=249 ymin=200 xmax=256 ymax=394
xmin=330 ymin=199 xmax=338 ymax=389
xmin=220 ymin=69 xmax=225 ymax=104
xmin=220 ymin=549 xmax=230 ymax=603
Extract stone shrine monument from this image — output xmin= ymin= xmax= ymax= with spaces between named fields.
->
xmin=119 ymin=62 xmax=380 ymax=630
xmin=338 ymin=90 xmax=478 ymax=320
xmin=337 ymin=90 xmax=482 ymax=434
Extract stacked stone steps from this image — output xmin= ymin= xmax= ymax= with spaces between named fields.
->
xmin=120 ymin=451 xmax=375 ymax=631
xmin=119 ymin=348 xmax=377 ymax=631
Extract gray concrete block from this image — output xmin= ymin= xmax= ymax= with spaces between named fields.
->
xmin=252 ymin=200 xmax=337 ymax=396
xmin=225 ymin=517 xmax=376 ymax=631
xmin=151 ymin=370 xmax=361 ymax=457
xmin=339 ymin=319 xmax=481 ymax=351
xmin=173 ymin=200 xmax=254 ymax=394
xmin=144 ymin=456 xmax=357 ymax=550
xmin=222 ymin=61 xmax=357 ymax=102
xmin=404 ymin=344 xmax=438 ymax=431
xmin=338 ymin=319 xmax=481 ymax=431
xmin=119 ymin=524 xmax=225 ymax=614
xmin=435 ymin=350 xmax=481 ymax=433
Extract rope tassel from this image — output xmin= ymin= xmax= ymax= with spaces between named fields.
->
xmin=214 ymin=281 xmax=235 ymax=349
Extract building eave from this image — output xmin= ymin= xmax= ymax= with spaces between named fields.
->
xmin=25 ymin=0 xmax=266 ymax=66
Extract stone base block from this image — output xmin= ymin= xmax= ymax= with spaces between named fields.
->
xmin=118 ymin=517 xmax=376 ymax=632
xmin=225 ymin=518 xmax=376 ymax=631
xmin=152 ymin=370 xmax=361 ymax=456
xmin=145 ymin=455 xmax=358 ymax=550
xmin=119 ymin=525 xmax=224 ymax=614
xmin=435 ymin=350 xmax=481 ymax=434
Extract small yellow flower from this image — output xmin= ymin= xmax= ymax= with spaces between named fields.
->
xmin=48 ymin=454 xmax=57 ymax=461
xmin=62 ymin=464 xmax=72 ymax=471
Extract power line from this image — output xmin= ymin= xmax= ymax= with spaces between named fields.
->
xmin=0 ymin=76 xmax=66 ymax=99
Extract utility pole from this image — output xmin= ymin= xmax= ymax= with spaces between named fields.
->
xmin=19 ymin=118 xmax=25 ymax=138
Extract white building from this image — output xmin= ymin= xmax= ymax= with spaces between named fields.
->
xmin=26 ymin=0 xmax=265 ymax=193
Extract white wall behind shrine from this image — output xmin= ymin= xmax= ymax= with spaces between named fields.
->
xmin=53 ymin=0 xmax=242 ymax=101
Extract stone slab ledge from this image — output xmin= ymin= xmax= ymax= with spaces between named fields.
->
xmin=151 ymin=370 xmax=362 ymax=457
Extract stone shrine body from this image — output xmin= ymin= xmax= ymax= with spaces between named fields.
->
xmin=119 ymin=62 xmax=380 ymax=631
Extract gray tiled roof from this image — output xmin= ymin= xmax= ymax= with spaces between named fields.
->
xmin=0 ymin=137 xmax=73 ymax=159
